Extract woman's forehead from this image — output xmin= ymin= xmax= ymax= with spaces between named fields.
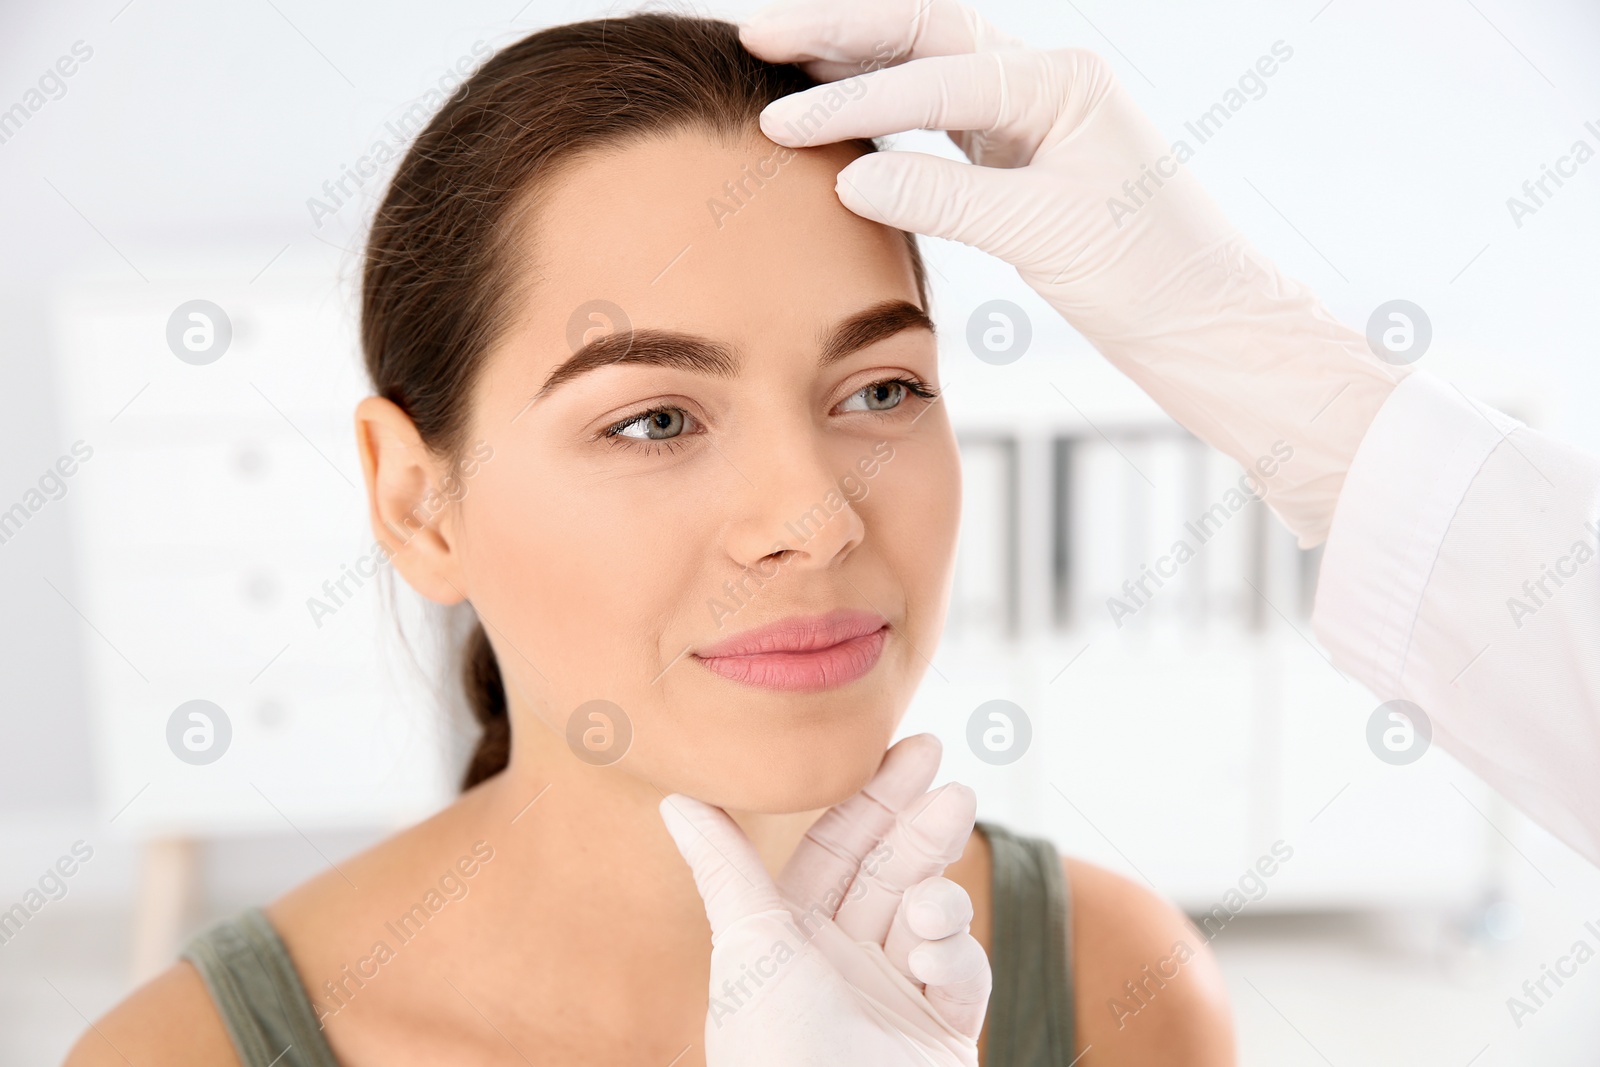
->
xmin=517 ymin=130 xmax=921 ymax=349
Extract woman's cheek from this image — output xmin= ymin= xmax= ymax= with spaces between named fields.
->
xmin=542 ymin=475 xmax=712 ymax=652
xmin=879 ymin=431 xmax=961 ymax=623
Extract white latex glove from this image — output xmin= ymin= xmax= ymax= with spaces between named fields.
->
xmin=741 ymin=0 xmax=1411 ymax=547
xmin=659 ymin=733 xmax=991 ymax=1066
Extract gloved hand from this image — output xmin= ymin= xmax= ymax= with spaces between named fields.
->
xmin=659 ymin=733 xmax=990 ymax=1066
xmin=740 ymin=0 xmax=1411 ymax=547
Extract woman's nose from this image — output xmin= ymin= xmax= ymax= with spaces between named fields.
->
xmin=721 ymin=441 xmax=867 ymax=575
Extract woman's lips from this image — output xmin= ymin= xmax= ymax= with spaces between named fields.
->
xmin=692 ymin=608 xmax=889 ymax=692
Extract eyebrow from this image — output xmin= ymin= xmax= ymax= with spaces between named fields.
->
xmin=533 ymin=298 xmax=934 ymax=402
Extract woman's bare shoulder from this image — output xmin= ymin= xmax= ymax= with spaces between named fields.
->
xmin=266 ymin=782 xmax=496 ymax=947
xmin=1063 ymin=856 xmax=1236 ymax=1066
xmin=61 ymin=959 xmax=239 ymax=1067
xmin=64 ymin=790 xmax=496 ymax=1067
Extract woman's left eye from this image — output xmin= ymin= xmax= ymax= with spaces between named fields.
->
xmin=838 ymin=378 xmax=936 ymax=413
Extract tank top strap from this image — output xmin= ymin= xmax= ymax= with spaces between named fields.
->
xmin=977 ymin=820 xmax=1079 ymax=1067
xmin=181 ymin=907 xmax=341 ymax=1067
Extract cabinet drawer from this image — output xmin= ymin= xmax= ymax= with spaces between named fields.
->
xmin=69 ymin=428 xmax=370 ymax=555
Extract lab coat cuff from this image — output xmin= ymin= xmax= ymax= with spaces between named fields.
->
xmin=1310 ymin=371 xmax=1522 ymax=694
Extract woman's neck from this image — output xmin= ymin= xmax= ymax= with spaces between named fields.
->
xmin=460 ymin=710 xmax=829 ymax=948
xmin=427 ymin=715 xmax=826 ymax=1039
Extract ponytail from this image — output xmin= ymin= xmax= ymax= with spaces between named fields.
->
xmin=460 ymin=620 xmax=511 ymax=789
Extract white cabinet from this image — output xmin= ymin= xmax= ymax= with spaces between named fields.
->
xmin=49 ymin=267 xmax=455 ymax=840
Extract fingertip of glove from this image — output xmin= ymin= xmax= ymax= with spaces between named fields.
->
xmin=883 ymin=731 xmax=942 ymax=773
xmin=735 ymin=18 xmax=767 ymax=54
xmin=758 ymin=100 xmax=813 ymax=147
xmin=903 ymin=781 xmax=978 ymax=848
xmin=657 ymin=792 xmax=699 ymax=839
xmin=860 ymin=733 xmax=944 ymax=809
xmin=834 ymin=158 xmax=897 ymax=224
xmin=737 ymin=5 xmax=800 ymax=64
xmin=896 ymin=731 xmax=943 ymax=758
xmin=910 ymin=896 xmax=948 ymax=933
xmin=932 ymin=780 xmax=977 ymax=818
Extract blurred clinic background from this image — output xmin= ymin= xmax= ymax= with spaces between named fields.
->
xmin=4 ymin=0 xmax=1600 ymax=1063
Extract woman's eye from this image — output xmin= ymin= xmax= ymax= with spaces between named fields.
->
xmin=609 ymin=407 xmax=691 ymax=440
xmin=841 ymin=380 xmax=909 ymax=413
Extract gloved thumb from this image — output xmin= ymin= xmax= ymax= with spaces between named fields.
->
xmin=659 ymin=793 xmax=788 ymax=939
xmin=834 ymin=150 xmax=1025 ymax=257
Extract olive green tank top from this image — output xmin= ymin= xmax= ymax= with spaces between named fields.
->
xmin=180 ymin=821 xmax=1076 ymax=1066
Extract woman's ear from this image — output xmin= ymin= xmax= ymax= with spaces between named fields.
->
xmin=354 ymin=395 xmax=468 ymax=606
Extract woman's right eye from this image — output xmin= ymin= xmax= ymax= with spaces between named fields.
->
xmin=607 ymin=406 xmax=693 ymax=441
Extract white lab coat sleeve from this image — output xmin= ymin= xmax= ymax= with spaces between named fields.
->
xmin=1311 ymin=370 xmax=1600 ymax=868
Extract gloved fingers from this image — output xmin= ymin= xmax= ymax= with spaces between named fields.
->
xmin=909 ymin=932 xmax=992 ymax=1039
xmin=883 ymin=875 xmax=973 ymax=975
xmin=739 ymin=0 xmax=1023 ymax=74
xmin=833 ymin=781 xmax=976 ymax=944
xmin=833 ymin=150 xmax=1034 ymax=259
xmin=758 ymin=49 xmax=1060 ymax=158
xmin=659 ymin=793 xmax=785 ymax=939
xmin=777 ymin=733 xmax=942 ymax=922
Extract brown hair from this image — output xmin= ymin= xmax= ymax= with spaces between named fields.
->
xmin=360 ymin=12 xmax=929 ymax=790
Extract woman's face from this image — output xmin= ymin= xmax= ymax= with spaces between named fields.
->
xmin=449 ymin=128 xmax=961 ymax=812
